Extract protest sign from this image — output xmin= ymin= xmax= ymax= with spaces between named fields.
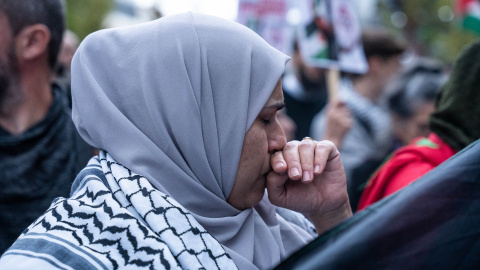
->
xmin=237 ymin=0 xmax=291 ymax=53
xmin=297 ymin=0 xmax=367 ymax=74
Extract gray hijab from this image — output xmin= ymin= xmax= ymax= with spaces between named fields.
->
xmin=71 ymin=12 xmax=312 ymax=269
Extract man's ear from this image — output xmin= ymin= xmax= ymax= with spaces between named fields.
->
xmin=15 ymin=24 xmax=51 ymax=63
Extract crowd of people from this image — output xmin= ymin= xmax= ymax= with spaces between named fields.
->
xmin=0 ymin=0 xmax=479 ymax=269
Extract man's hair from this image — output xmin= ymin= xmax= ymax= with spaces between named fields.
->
xmin=361 ymin=28 xmax=406 ymax=60
xmin=343 ymin=28 xmax=406 ymax=79
xmin=0 ymin=0 xmax=65 ymax=69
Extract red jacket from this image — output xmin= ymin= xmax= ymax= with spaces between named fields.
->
xmin=357 ymin=133 xmax=457 ymax=211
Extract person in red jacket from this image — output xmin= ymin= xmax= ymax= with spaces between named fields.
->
xmin=358 ymin=40 xmax=480 ymax=210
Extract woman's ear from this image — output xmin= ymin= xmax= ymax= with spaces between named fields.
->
xmin=14 ymin=24 xmax=51 ymax=63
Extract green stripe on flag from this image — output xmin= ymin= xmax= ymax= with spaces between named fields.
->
xmin=463 ymin=15 xmax=480 ymax=34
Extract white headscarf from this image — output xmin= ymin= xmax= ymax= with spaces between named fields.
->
xmin=71 ymin=12 xmax=312 ymax=269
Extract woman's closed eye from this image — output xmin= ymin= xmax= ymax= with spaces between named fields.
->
xmin=261 ymin=112 xmax=278 ymax=125
xmin=262 ymin=118 xmax=271 ymax=125
xmin=259 ymin=103 xmax=284 ymax=126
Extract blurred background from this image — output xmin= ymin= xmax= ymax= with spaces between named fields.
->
xmin=66 ymin=0 xmax=479 ymax=65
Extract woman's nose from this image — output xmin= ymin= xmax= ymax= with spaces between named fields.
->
xmin=268 ymin=121 xmax=287 ymax=153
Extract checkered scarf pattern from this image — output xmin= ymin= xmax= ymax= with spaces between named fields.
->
xmin=4 ymin=151 xmax=237 ymax=269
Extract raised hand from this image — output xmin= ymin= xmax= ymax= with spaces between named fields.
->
xmin=267 ymin=139 xmax=352 ymax=234
xmin=324 ymin=100 xmax=353 ymax=148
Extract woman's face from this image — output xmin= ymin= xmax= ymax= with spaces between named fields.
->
xmin=227 ymin=79 xmax=287 ymax=210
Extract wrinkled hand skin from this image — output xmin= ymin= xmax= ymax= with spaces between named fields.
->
xmin=268 ymin=140 xmax=352 ymax=234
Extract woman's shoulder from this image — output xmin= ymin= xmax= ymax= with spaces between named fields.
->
xmin=1 ymin=155 xmax=237 ymax=270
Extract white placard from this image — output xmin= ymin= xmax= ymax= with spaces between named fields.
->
xmin=237 ymin=0 xmax=290 ymax=54
xmin=297 ymin=0 xmax=368 ymax=74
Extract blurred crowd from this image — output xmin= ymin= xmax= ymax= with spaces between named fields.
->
xmin=1 ymin=0 xmax=480 ymax=268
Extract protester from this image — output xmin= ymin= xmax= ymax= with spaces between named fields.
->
xmin=321 ymin=100 xmax=353 ymax=149
xmin=358 ymin=40 xmax=480 ymax=210
xmin=54 ymin=29 xmax=80 ymax=108
xmin=0 ymin=0 xmax=94 ymax=253
xmin=55 ymin=29 xmax=79 ymax=79
xmin=386 ymin=59 xmax=446 ymax=150
xmin=310 ymin=28 xmax=406 ymax=210
xmin=282 ymin=41 xmax=328 ymax=140
xmin=0 ymin=13 xmax=352 ymax=269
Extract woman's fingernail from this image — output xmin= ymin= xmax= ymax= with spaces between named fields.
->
xmin=314 ymin=165 xmax=321 ymax=174
xmin=274 ymin=162 xmax=285 ymax=170
xmin=303 ymin=171 xmax=311 ymax=181
xmin=291 ymin=167 xmax=300 ymax=178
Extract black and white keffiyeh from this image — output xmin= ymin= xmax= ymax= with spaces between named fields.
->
xmin=1 ymin=151 xmax=237 ymax=270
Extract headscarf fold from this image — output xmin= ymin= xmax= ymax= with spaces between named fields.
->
xmin=71 ymin=12 xmax=312 ymax=269
xmin=430 ymin=40 xmax=480 ymax=151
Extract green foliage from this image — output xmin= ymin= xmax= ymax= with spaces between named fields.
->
xmin=379 ymin=0 xmax=479 ymax=64
xmin=65 ymin=0 xmax=114 ymax=40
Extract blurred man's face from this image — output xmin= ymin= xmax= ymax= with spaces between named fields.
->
xmin=0 ymin=11 xmax=20 ymax=112
xmin=379 ymin=55 xmax=402 ymax=90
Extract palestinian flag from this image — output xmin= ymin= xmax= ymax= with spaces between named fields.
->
xmin=456 ymin=0 xmax=480 ymax=34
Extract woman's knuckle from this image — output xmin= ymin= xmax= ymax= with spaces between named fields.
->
xmin=284 ymin=142 xmax=297 ymax=151
xmin=299 ymin=140 xmax=314 ymax=148
xmin=316 ymin=140 xmax=333 ymax=149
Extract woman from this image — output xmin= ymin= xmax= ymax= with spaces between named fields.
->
xmin=0 ymin=13 xmax=351 ymax=269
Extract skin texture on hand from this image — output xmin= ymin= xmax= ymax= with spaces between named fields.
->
xmin=268 ymin=140 xmax=352 ymax=234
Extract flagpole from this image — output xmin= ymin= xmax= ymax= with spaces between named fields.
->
xmin=327 ymin=66 xmax=339 ymax=102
